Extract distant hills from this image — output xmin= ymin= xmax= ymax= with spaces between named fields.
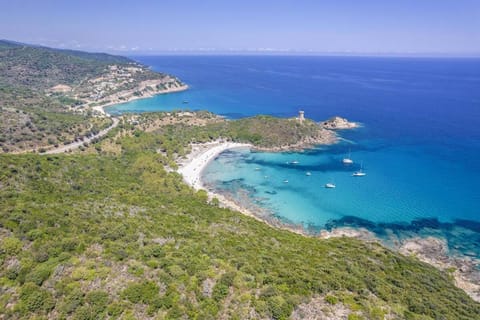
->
xmin=0 ymin=39 xmax=132 ymax=62
xmin=0 ymin=40 xmax=167 ymax=153
xmin=0 ymin=39 xmax=134 ymax=90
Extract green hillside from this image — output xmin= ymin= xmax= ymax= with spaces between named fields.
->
xmin=0 ymin=118 xmax=478 ymax=319
xmin=135 ymin=112 xmax=336 ymax=153
xmin=1 ymin=42 xmax=478 ymax=320
xmin=0 ymin=40 xmax=133 ymax=89
xmin=0 ymin=41 xmax=169 ymax=153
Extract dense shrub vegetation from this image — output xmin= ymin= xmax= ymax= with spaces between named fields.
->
xmin=135 ymin=112 xmax=334 ymax=152
xmin=0 ymin=40 xmax=131 ymax=89
xmin=1 ymin=125 xmax=479 ymax=319
xmin=1 ymin=41 xmax=478 ymax=319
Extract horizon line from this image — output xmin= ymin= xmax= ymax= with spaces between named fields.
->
xmin=125 ymin=51 xmax=480 ymax=58
xmin=2 ymin=39 xmax=480 ymax=59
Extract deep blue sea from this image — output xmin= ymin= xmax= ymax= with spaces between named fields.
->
xmin=107 ymin=56 xmax=480 ymax=257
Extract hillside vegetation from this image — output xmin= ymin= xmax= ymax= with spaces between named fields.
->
xmin=1 ymin=115 xmax=479 ymax=319
xmin=0 ymin=40 xmax=180 ymax=153
xmin=134 ymin=112 xmax=337 ymax=154
xmin=0 ymin=41 xmax=131 ymax=90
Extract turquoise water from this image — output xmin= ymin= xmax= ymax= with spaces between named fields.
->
xmin=108 ymin=56 xmax=480 ymax=257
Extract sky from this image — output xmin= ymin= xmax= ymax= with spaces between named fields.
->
xmin=1 ymin=0 xmax=479 ymax=56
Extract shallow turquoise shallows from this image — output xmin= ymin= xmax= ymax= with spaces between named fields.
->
xmin=108 ymin=56 xmax=480 ymax=258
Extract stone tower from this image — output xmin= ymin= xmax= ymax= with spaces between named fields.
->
xmin=298 ymin=110 xmax=305 ymax=123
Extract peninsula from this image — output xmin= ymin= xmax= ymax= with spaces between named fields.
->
xmin=0 ymin=40 xmax=186 ymax=153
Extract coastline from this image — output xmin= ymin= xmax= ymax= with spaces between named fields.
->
xmin=176 ymin=140 xmax=480 ymax=302
xmin=90 ymin=83 xmax=189 ymax=116
xmin=177 ymin=140 xmax=252 ymax=191
xmin=176 ymin=140 xmax=310 ymax=235
xmin=177 ymin=140 xmax=380 ymax=237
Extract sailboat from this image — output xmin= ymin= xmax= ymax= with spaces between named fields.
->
xmin=352 ymin=162 xmax=366 ymax=177
xmin=342 ymin=149 xmax=353 ymax=164
xmin=325 ymin=176 xmax=336 ymax=188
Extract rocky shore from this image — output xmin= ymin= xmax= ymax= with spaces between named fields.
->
xmin=399 ymin=237 xmax=480 ymax=302
xmin=252 ymin=116 xmax=360 ymax=152
xmin=175 ymin=116 xmax=479 ymax=302
xmin=252 ymin=128 xmax=338 ymax=152
xmin=322 ymin=116 xmax=360 ymax=130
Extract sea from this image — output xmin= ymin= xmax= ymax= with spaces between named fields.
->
xmin=107 ymin=55 xmax=480 ymax=258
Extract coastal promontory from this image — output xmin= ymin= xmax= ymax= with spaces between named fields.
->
xmin=0 ymin=40 xmax=186 ymax=153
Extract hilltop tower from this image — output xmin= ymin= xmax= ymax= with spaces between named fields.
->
xmin=298 ymin=110 xmax=305 ymax=123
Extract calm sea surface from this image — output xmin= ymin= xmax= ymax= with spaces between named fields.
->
xmin=107 ymin=56 xmax=480 ymax=257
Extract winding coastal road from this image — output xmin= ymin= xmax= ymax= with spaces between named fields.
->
xmin=45 ymin=117 xmax=119 ymax=154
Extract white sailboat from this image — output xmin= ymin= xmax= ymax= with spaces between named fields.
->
xmin=342 ymin=149 xmax=353 ymax=164
xmin=325 ymin=176 xmax=336 ymax=188
xmin=352 ymin=162 xmax=366 ymax=177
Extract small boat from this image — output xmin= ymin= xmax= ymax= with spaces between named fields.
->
xmin=342 ymin=149 xmax=353 ymax=164
xmin=325 ymin=183 xmax=336 ymax=188
xmin=182 ymin=100 xmax=189 ymax=104
xmin=352 ymin=161 xmax=366 ymax=177
xmin=254 ymin=167 xmax=261 ymax=171
xmin=352 ymin=171 xmax=366 ymax=177
xmin=290 ymin=160 xmax=299 ymax=165
xmin=283 ymin=179 xmax=289 ymax=183
xmin=306 ymin=172 xmax=312 ymax=176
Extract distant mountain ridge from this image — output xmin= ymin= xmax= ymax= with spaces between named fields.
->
xmin=0 ymin=39 xmax=175 ymax=153
xmin=0 ymin=39 xmax=132 ymax=63
xmin=0 ymin=39 xmax=135 ymax=90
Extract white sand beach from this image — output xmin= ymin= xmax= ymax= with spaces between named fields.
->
xmin=177 ymin=141 xmax=251 ymax=190
xmin=176 ymin=141 xmax=308 ymax=233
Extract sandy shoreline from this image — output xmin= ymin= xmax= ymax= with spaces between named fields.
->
xmin=176 ymin=141 xmax=378 ymax=237
xmin=176 ymin=141 xmax=273 ymax=221
xmin=176 ymin=140 xmax=480 ymax=301
xmin=176 ymin=140 xmax=311 ymax=232
xmin=177 ymin=141 xmax=251 ymax=191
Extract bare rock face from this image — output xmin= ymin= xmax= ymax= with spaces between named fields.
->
xmin=399 ymin=236 xmax=448 ymax=259
xmin=49 ymin=84 xmax=72 ymax=93
xmin=322 ymin=117 xmax=358 ymax=130
xmin=290 ymin=296 xmax=351 ymax=320
xmin=399 ymin=236 xmax=480 ymax=302
xmin=318 ymin=227 xmax=375 ymax=241
xmin=202 ymin=278 xmax=216 ymax=298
